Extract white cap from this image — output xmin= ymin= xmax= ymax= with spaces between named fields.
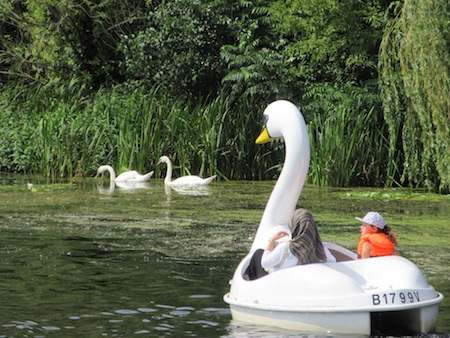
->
xmin=355 ymin=212 xmax=386 ymax=229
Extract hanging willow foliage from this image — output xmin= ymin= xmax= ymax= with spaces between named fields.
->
xmin=379 ymin=0 xmax=449 ymax=192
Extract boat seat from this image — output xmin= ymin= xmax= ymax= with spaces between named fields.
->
xmin=323 ymin=242 xmax=357 ymax=262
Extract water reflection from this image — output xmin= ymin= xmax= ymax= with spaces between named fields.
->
xmin=164 ymin=184 xmax=212 ymax=196
xmin=224 ymin=322 xmax=363 ymax=338
xmin=96 ymin=181 xmax=153 ymax=194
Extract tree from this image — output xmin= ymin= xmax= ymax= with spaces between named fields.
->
xmin=379 ymin=0 xmax=450 ymax=191
xmin=0 ymin=0 xmax=148 ymax=87
xmin=220 ymin=0 xmax=392 ymax=110
xmin=220 ymin=2 xmax=288 ymax=102
xmin=120 ymin=0 xmax=234 ymax=100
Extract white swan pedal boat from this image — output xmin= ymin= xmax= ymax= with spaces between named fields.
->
xmin=223 ymin=100 xmax=443 ymax=335
xmin=224 ymin=243 xmax=443 ymax=335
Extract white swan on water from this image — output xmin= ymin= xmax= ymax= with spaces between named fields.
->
xmin=157 ymin=155 xmax=216 ymax=186
xmin=96 ymin=165 xmax=154 ymax=182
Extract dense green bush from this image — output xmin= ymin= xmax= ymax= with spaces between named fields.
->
xmin=119 ymin=0 xmax=236 ymax=100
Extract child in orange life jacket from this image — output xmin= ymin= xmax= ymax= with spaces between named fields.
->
xmin=356 ymin=212 xmax=398 ymax=259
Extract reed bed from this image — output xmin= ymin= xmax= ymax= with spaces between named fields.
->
xmin=0 ymin=82 xmax=397 ymax=187
xmin=308 ymin=107 xmax=386 ymax=187
xmin=0 ymin=83 xmax=264 ymax=180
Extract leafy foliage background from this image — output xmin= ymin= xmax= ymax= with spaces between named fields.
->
xmin=0 ymin=0 xmax=448 ymax=191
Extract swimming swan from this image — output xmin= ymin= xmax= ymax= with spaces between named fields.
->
xmin=96 ymin=165 xmax=154 ymax=183
xmin=157 ymin=155 xmax=216 ymax=186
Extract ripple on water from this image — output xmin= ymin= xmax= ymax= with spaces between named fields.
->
xmin=115 ymin=309 xmax=139 ymax=315
xmin=189 ymin=294 xmax=212 ymax=299
xmin=155 ymin=323 xmax=174 ymax=331
xmin=42 ymin=326 xmax=61 ymax=331
xmin=203 ymin=307 xmax=230 ymax=314
xmin=188 ymin=320 xmax=219 ymax=327
xmin=137 ymin=307 xmax=157 ymax=313
xmin=135 ymin=329 xmax=150 ymax=334
xmin=170 ymin=310 xmax=191 ymax=317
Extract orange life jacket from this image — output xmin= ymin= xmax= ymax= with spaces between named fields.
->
xmin=357 ymin=233 xmax=396 ymax=258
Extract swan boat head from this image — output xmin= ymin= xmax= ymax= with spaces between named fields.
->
xmin=251 ymin=100 xmax=310 ymax=251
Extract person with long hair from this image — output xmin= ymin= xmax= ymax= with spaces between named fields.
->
xmin=244 ymin=209 xmax=335 ymax=280
xmin=356 ymin=212 xmax=398 ymax=259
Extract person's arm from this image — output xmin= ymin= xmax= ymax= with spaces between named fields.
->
xmin=261 ymin=231 xmax=289 ymax=270
xmin=265 ymin=231 xmax=289 ymax=252
xmin=265 ymin=237 xmax=277 ymax=252
xmin=262 ymin=242 xmax=287 ymax=270
xmin=361 ymin=242 xmax=372 ymax=258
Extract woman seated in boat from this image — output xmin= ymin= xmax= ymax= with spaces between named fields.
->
xmin=245 ymin=209 xmax=335 ymax=280
xmin=262 ymin=208 xmax=336 ymax=273
xmin=356 ymin=212 xmax=398 ymax=259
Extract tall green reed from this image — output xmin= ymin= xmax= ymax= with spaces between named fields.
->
xmin=307 ymin=94 xmax=387 ymax=187
xmin=0 ymin=81 xmax=396 ymax=188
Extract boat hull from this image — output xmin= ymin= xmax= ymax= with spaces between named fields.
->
xmin=225 ymin=293 xmax=443 ymax=335
xmin=224 ymin=245 xmax=444 ymax=335
xmin=228 ymin=303 xmax=370 ymax=335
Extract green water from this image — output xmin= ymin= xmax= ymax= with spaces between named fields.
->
xmin=0 ymin=176 xmax=449 ymax=337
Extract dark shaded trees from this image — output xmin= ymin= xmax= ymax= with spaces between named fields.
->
xmin=0 ymin=0 xmax=148 ymax=87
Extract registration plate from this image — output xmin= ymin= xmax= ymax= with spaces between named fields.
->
xmin=372 ymin=291 xmax=420 ymax=305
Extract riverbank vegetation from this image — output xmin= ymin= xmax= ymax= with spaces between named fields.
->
xmin=0 ymin=0 xmax=448 ymax=192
